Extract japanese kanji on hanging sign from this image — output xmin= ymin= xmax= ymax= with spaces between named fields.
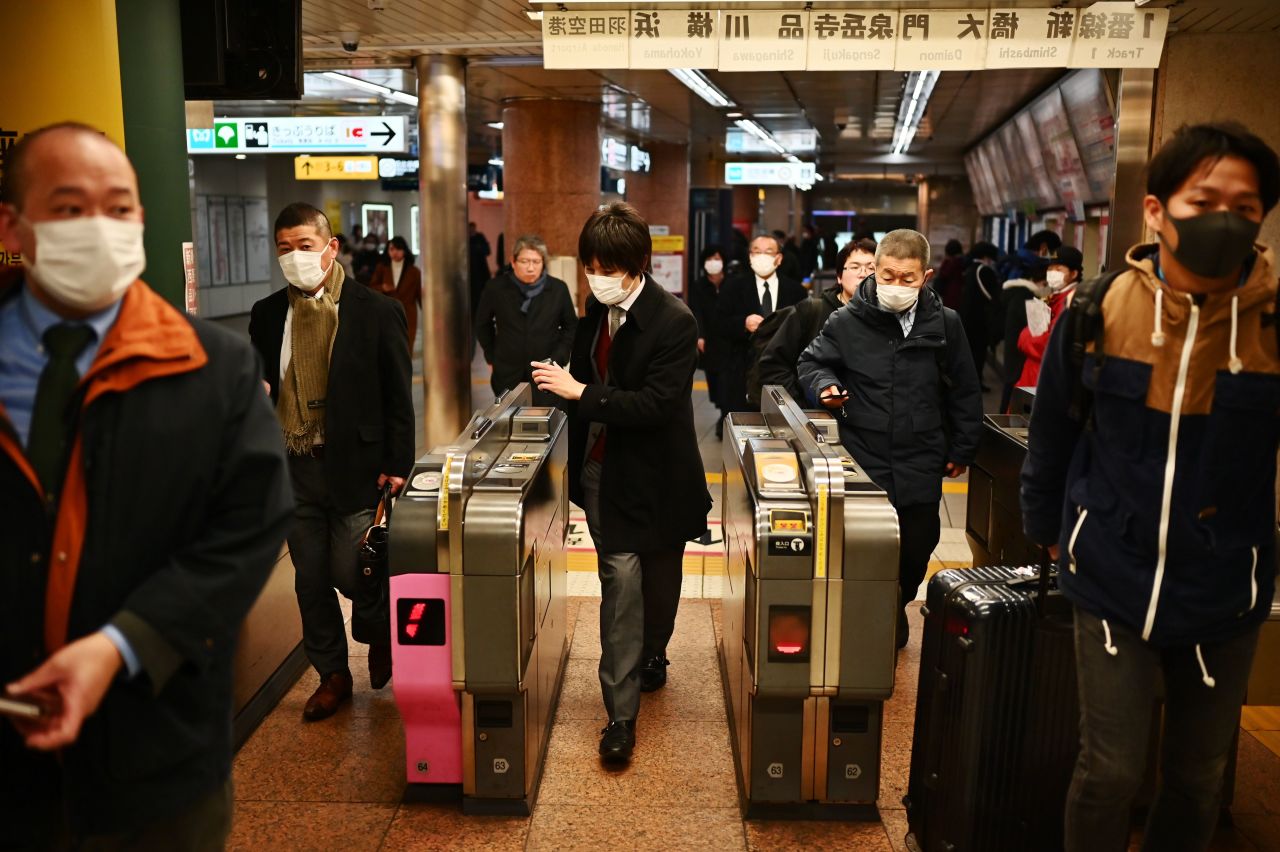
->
xmin=541 ymin=3 xmax=1170 ymax=72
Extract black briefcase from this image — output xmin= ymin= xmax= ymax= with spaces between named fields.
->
xmin=351 ymin=483 xmax=393 ymax=645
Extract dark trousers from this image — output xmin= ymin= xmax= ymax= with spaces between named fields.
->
xmin=49 ymin=779 xmax=233 ymax=852
xmin=896 ymin=502 xmax=941 ymax=609
xmin=581 ymin=459 xmax=684 ymax=722
xmin=1065 ymin=608 xmax=1259 ymax=852
xmin=287 ymin=455 xmax=377 ymax=677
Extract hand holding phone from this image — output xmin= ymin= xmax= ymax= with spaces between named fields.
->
xmin=818 ymin=385 xmax=849 ymax=410
xmin=0 ymin=694 xmax=50 ymax=721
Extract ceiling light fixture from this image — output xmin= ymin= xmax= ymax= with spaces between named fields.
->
xmin=891 ymin=70 xmax=939 ymax=156
xmin=322 ymin=71 xmax=419 ymax=107
xmin=487 ymin=121 xmax=504 ymax=130
xmin=488 ymin=157 xmax=504 ymax=167
xmin=668 ymin=68 xmax=736 ymax=108
xmin=734 ymin=118 xmax=788 ymax=157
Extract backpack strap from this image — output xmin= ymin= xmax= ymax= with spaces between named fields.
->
xmin=1064 ymin=268 xmax=1124 ymax=423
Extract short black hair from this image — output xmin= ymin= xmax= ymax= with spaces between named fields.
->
xmin=274 ymin=202 xmax=332 ymax=241
xmin=970 ymin=241 xmax=999 ymax=261
xmin=1 ymin=122 xmax=116 ymax=207
xmin=836 ymin=238 xmax=877 ymax=272
xmin=1026 ymin=230 xmax=1061 ymax=253
xmin=699 ymin=244 xmax=724 ymax=265
xmin=578 ymin=202 xmax=650 ymax=277
xmin=945 ymin=238 xmax=964 ymax=256
xmin=1053 ymin=245 xmax=1085 ymax=275
xmin=1147 ymin=121 xmax=1280 ymax=213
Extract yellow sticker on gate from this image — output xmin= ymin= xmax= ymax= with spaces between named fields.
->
xmin=438 ymin=455 xmax=452 ymax=531
xmin=814 ymin=485 xmax=828 ymax=579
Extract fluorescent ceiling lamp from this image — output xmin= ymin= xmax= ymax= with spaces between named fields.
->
xmin=734 ymin=119 xmax=787 ymax=157
xmin=488 ymin=157 xmax=504 ymax=167
xmin=487 ymin=121 xmax=504 ymax=130
xmin=668 ymin=68 xmax=735 ymax=108
xmin=891 ymin=70 xmax=939 ymax=156
xmin=322 ymin=71 xmax=418 ymax=107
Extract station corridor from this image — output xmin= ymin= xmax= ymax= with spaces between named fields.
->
xmin=227 ymin=351 xmax=1280 ymax=851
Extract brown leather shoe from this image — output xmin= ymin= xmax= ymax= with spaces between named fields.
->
xmin=369 ymin=643 xmax=392 ymax=690
xmin=303 ymin=671 xmax=353 ymax=722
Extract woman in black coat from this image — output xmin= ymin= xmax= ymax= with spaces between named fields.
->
xmin=689 ymin=244 xmax=728 ymax=436
xmin=474 ymin=234 xmax=577 ymax=402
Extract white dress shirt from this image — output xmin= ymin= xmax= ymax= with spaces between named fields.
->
xmin=754 ymin=273 xmax=778 ymax=311
xmin=612 ymin=277 xmax=645 ymax=330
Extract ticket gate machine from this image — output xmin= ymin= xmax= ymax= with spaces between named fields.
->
xmin=389 ymin=385 xmax=569 ymax=815
xmin=720 ymin=387 xmax=900 ymax=818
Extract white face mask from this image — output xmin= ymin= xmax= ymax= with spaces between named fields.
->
xmin=21 ymin=216 xmax=145 ymax=312
xmin=1046 ymin=269 xmax=1069 ymax=292
xmin=704 ymin=258 xmax=724 ymax=276
xmin=876 ymin=283 xmax=919 ymax=313
xmin=749 ymin=253 xmax=778 ymax=279
xmin=278 ymin=249 xmax=331 ymax=291
xmin=586 ymin=272 xmax=630 ymax=306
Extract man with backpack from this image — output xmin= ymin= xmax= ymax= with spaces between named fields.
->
xmin=1021 ymin=122 xmax=1280 ymax=852
xmin=756 ymin=238 xmax=876 ymax=404
xmin=798 ymin=229 xmax=983 ymax=648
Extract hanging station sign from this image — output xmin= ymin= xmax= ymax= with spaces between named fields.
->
xmin=724 ymin=161 xmax=817 ymax=187
xmin=540 ymin=3 xmax=1169 ymax=72
xmin=187 ymin=116 xmax=408 ymax=155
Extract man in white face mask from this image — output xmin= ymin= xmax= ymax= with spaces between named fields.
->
xmin=532 ymin=202 xmax=711 ymax=766
xmin=0 ymin=123 xmax=293 ymax=846
xmin=714 ymin=234 xmax=806 ymax=414
xmin=249 ymin=203 xmax=415 ymax=722
xmin=798 ymin=229 xmax=983 ymax=649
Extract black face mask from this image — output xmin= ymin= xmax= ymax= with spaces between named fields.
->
xmin=1163 ymin=210 xmax=1260 ymax=279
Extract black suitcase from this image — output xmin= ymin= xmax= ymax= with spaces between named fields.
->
xmin=905 ymin=564 xmax=1078 ymax=852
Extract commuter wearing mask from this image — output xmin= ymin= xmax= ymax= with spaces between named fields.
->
xmin=369 ymin=236 xmax=423 ymax=354
xmin=249 ymin=203 xmax=415 ymax=721
xmin=757 ymin=238 xmax=876 ymax=403
xmin=1022 ymin=122 xmax=1280 ymax=852
xmin=532 ymin=203 xmax=711 ymax=765
xmin=0 ymin=123 xmax=293 ymax=847
xmin=690 ymin=245 xmax=729 ymax=437
xmin=1015 ymin=246 xmax=1084 ymax=389
xmin=715 ymin=234 xmax=806 ymax=413
xmin=474 ymin=234 xmax=577 ymax=404
xmin=798 ymin=229 xmax=982 ymax=649
xmin=1000 ymin=260 xmax=1049 ymax=411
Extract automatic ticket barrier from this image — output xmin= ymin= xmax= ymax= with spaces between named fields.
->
xmin=389 ymin=384 xmax=569 ymax=815
xmin=720 ymin=387 xmax=900 ymax=818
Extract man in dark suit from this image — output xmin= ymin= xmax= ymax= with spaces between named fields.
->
xmin=715 ymin=233 xmax=806 ymax=413
xmin=532 ymin=202 xmax=711 ymax=765
xmin=249 ymin=203 xmax=415 ymax=722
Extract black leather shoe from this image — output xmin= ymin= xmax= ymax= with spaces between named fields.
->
xmin=599 ymin=721 xmax=636 ymax=764
xmin=369 ymin=642 xmax=392 ymax=690
xmin=639 ymin=656 xmax=669 ymax=692
xmin=896 ymin=608 xmax=910 ymax=651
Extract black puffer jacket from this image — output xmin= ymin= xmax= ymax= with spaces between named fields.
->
xmin=797 ymin=277 xmax=983 ymax=507
xmin=757 ymin=287 xmax=845 ymax=404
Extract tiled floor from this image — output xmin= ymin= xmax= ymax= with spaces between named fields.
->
xmin=227 ymin=348 xmax=1280 ymax=849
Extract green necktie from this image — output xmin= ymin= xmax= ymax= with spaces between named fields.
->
xmin=28 ymin=323 xmax=95 ymax=505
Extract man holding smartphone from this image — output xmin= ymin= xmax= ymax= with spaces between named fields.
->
xmin=0 ymin=124 xmax=293 ymax=848
xmin=797 ymin=229 xmax=983 ymax=648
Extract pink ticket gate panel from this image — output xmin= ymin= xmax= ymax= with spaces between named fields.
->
xmin=391 ymin=572 xmax=462 ymax=787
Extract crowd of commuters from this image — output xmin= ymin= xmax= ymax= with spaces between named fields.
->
xmin=0 ymin=116 xmax=1276 ymax=852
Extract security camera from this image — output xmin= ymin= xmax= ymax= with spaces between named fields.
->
xmin=339 ymin=31 xmax=360 ymax=52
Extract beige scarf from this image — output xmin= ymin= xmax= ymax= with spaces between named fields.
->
xmin=278 ymin=261 xmax=345 ymax=454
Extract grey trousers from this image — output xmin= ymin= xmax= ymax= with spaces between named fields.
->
xmin=287 ymin=455 xmax=377 ymax=677
xmin=1065 ymin=608 xmax=1259 ymax=852
xmin=580 ymin=459 xmax=685 ymax=723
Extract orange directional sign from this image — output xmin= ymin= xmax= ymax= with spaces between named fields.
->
xmin=294 ymin=155 xmax=378 ymax=181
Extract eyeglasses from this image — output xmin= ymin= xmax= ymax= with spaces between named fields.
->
xmin=514 ymin=258 xmax=542 ymax=267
